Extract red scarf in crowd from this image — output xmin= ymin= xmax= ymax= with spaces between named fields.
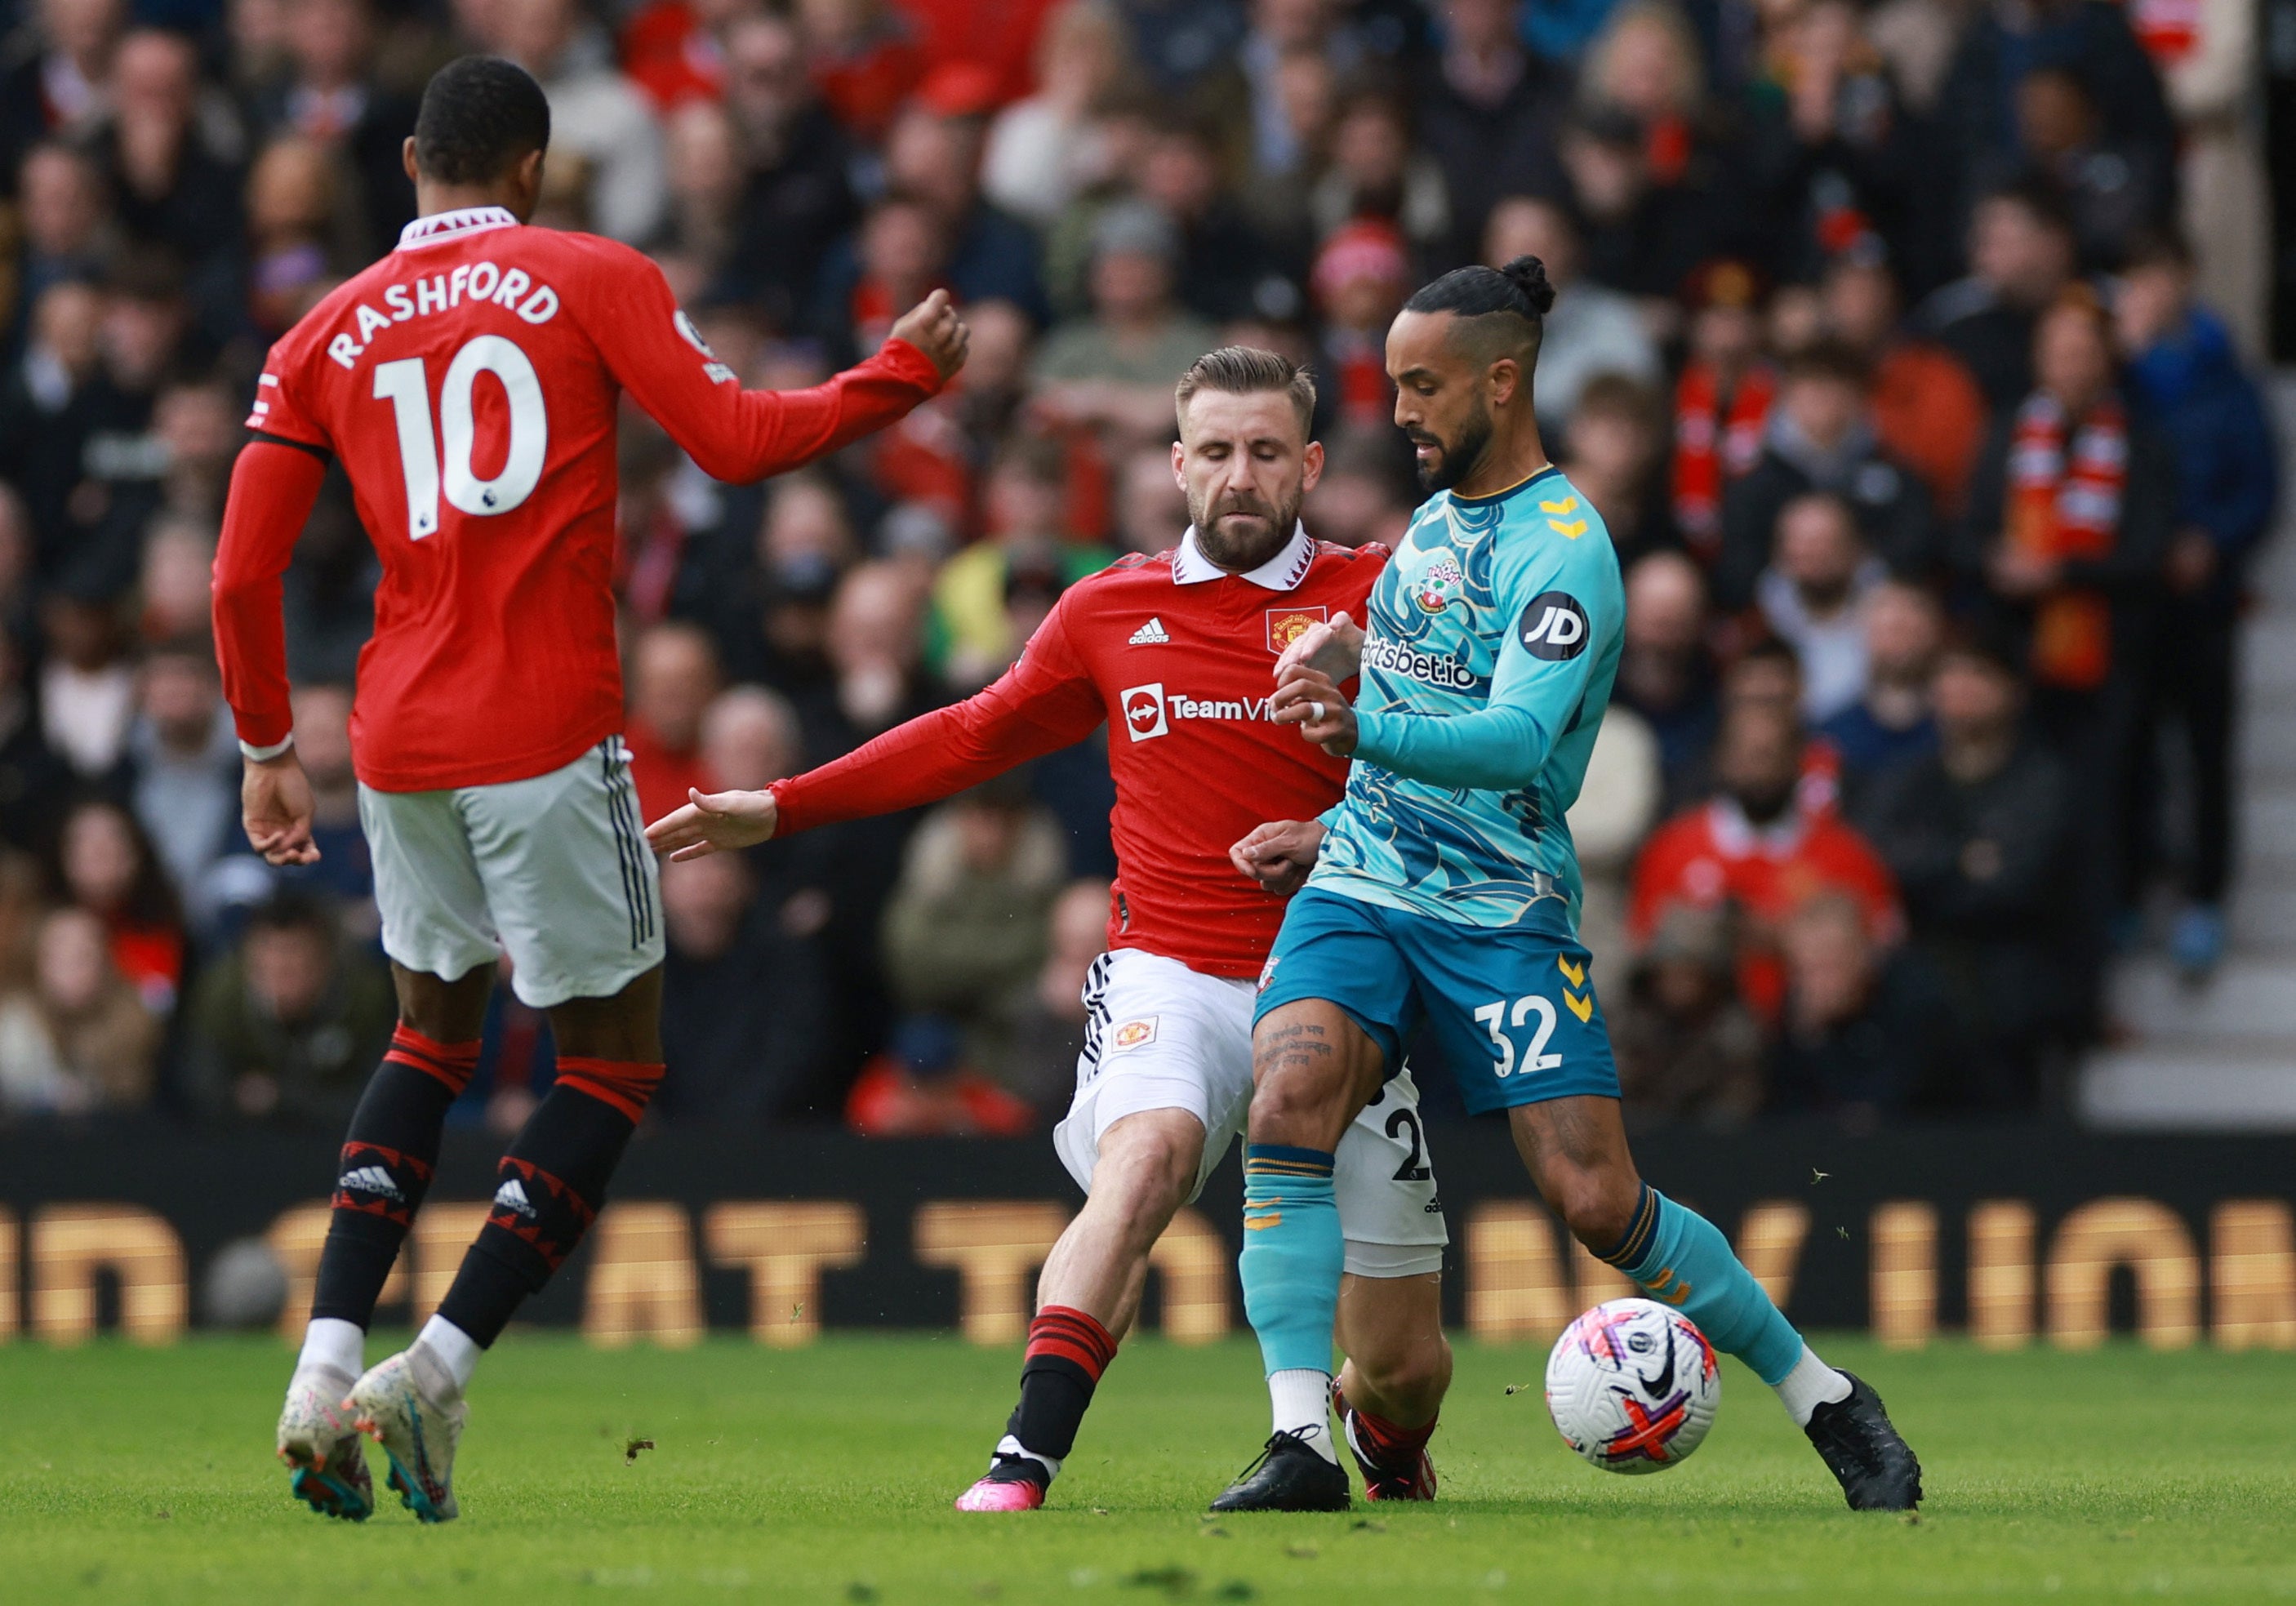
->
xmin=1671 ymin=361 xmax=1774 ymax=554
xmin=2006 ymin=392 xmax=2127 ymax=691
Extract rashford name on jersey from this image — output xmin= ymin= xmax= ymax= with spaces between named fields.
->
xmin=772 ymin=526 xmax=1390 ymax=979
xmin=215 ymin=205 xmax=942 ymax=794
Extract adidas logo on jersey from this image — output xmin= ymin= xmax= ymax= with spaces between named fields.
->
xmin=338 ymin=1164 xmax=403 ymax=1200
xmin=1129 ymin=617 xmax=1171 ymax=645
xmin=492 ymin=1178 xmax=538 ymax=1219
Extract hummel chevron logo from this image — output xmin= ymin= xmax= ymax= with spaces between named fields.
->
xmin=493 ymin=1178 xmax=537 ymax=1218
xmin=338 ymin=1165 xmax=403 ymax=1200
xmin=1129 ymin=617 xmax=1170 ymax=645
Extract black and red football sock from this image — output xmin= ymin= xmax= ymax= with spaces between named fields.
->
xmin=310 ymin=1025 xmax=480 ymax=1328
xmin=994 ymin=1306 xmax=1119 ymax=1485
xmin=432 ymin=1058 xmax=663 ymax=1347
xmin=1345 ymin=1397 xmax=1439 ymax=1471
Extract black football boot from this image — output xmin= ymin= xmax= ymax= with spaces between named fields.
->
xmin=1804 ymin=1371 xmax=1923 ymax=1510
xmin=1208 ymin=1431 xmax=1351 ymax=1513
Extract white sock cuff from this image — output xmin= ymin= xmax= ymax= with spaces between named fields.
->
xmin=1772 ymin=1344 xmax=1853 ymax=1427
xmin=994 ymin=1433 xmax=1061 ymax=1481
xmin=1267 ymin=1368 xmax=1338 ymax=1462
xmin=297 ymin=1317 xmax=364 ymax=1381
xmin=416 ymin=1314 xmax=483 ymax=1393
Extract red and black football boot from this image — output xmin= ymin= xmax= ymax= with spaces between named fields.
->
xmin=1333 ymin=1380 xmax=1437 ymax=1502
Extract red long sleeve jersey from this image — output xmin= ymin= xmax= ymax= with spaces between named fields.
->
xmin=216 ymin=205 xmax=942 ymax=791
xmin=773 ymin=531 xmax=1389 ymax=979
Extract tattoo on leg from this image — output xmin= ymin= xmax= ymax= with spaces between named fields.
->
xmin=1253 ymin=1022 xmax=1333 ymax=1082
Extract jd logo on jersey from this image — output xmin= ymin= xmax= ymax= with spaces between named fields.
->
xmin=1518 ymin=592 xmax=1591 ymax=660
xmin=1413 ymin=556 xmax=1465 ymax=615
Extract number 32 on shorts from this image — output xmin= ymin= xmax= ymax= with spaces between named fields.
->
xmin=1472 ymin=994 xmax=1565 ymax=1080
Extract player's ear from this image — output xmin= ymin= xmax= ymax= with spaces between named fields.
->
xmin=511 ymin=147 xmax=547 ymax=217
xmin=1486 ymin=354 xmax=1523 ymax=409
xmin=402 ymin=136 xmax=418 ymax=185
xmin=1299 ymin=438 xmax=1325 ymax=496
xmin=1170 ymin=438 xmax=1187 ymax=494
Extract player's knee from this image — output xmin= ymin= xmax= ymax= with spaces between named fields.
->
xmin=1246 ymin=1063 xmax=1350 ymax=1150
xmin=1547 ymin=1168 xmax=1635 ymax=1250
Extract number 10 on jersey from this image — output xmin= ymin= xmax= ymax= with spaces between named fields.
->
xmin=373 ymin=335 xmax=550 ymax=538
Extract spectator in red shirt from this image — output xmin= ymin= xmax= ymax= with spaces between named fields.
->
xmin=1629 ymin=700 xmax=1899 ymax=1023
xmin=625 ymin=621 xmax=723 ymax=825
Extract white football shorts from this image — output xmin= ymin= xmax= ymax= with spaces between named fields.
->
xmin=358 ymin=737 xmax=665 ymax=1009
xmin=1052 ymin=946 xmax=1448 ymax=1278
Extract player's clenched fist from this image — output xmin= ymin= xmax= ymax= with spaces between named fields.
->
xmin=1230 ymin=819 xmax=1325 ymax=897
xmin=243 ymin=752 xmax=323 ymax=866
xmin=890 ymin=288 xmax=970 ymax=379
xmin=1271 ymin=666 xmax=1358 ymax=757
xmin=645 ymin=786 xmax=780 ymax=861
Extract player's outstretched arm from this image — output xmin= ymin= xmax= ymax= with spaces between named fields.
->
xmin=646 ymin=787 xmax=778 ymax=861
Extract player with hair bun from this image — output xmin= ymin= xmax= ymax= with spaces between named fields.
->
xmin=1211 ymin=256 xmax=1925 ymax=1513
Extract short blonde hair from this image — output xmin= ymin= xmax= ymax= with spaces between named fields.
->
xmin=1174 ymin=346 xmax=1317 ymax=441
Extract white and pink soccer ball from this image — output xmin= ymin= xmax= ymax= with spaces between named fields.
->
xmin=1545 ymin=1298 xmax=1722 ymax=1474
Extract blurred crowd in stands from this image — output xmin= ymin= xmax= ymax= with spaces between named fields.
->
xmin=0 ymin=0 xmax=2278 ymax=1135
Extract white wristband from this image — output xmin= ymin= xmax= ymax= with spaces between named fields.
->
xmin=240 ymin=734 xmax=295 ymax=763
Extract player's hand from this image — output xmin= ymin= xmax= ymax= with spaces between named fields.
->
xmin=242 ymin=752 xmax=320 ymax=866
xmin=1274 ymin=610 xmax=1364 ymax=683
xmin=645 ymin=786 xmax=779 ymax=861
xmin=1230 ymin=819 xmax=1324 ymax=896
xmin=1270 ymin=667 xmax=1357 ymax=757
xmin=890 ymin=289 xmax=969 ymax=380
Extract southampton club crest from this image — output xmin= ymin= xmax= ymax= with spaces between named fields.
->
xmin=1266 ymin=606 xmax=1328 ymax=656
xmin=1413 ymin=555 xmax=1465 ymax=616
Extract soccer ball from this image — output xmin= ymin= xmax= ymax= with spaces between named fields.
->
xmin=1545 ymin=1298 xmax=1721 ymax=1474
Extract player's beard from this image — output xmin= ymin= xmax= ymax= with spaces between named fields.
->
xmin=1408 ymin=403 xmax=1493 ymax=492
xmin=1187 ymin=482 xmax=1304 ymax=571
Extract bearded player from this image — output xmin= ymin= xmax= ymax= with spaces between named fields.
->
xmin=216 ymin=56 xmax=967 ymax=1523
xmin=1213 ymin=259 xmax=1924 ymax=1512
xmin=647 ymin=348 xmax=1453 ymax=1512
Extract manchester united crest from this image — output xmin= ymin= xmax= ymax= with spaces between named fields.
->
xmin=1266 ymin=606 xmax=1328 ymax=655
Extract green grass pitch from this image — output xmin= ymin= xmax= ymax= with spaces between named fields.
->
xmin=2 ymin=1335 xmax=2292 ymax=1604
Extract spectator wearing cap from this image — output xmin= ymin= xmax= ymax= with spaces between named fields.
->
xmin=1628 ymin=699 xmax=1900 ymax=1025
xmin=1413 ymin=0 xmax=1570 ymax=253
xmin=1755 ymin=492 xmax=1887 ymax=726
xmin=1481 ymin=194 xmax=1660 ymax=435
xmin=1916 ymin=180 xmax=2078 ymax=413
xmin=1821 ymin=248 xmax=1989 ymax=515
xmin=1670 ymin=260 xmax=1774 ymax=560
xmin=1958 ymin=288 xmax=2173 ymax=981
xmin=1818 ymin=577 xmax=1942 ymax=805
xmin=717 ymin=11 xmax=862 ymax=331
xmin=186 ymin=890 xmax=395 ymax=1127
xmin=1855 ymin=635 xmax=2076 ymax=1107
xmin=1031 ymin=200 xmax=1219 ymax=442
xmin=880 ymin=768 xmax=1070 ymax=1090
xmin=1613 ymin=903 xmax=1766 ymax=1128
xmin=2115 ymin=231 xmax=2276 ymax=977
xmin=1716 ymin=337 xmax=1937 ymax=611
xmin=1311 ymin=219 xmax=1411 ymax=434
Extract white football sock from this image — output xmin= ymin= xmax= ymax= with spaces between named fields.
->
xmin=993 ymin=1433 xmax=1061 ymax=1482
xmin=1773 ymin=1345 xmax=1853 ymax=1426
xmin=1268 ymin=1368 xmax=1337 ymax=1463
xmin=416 ymin=1315 xmax=483 ymax=1395
xmin=297 ymin=1317 xmax=363 ymax=1381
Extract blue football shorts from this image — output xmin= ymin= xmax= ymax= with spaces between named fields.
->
xmin=1253 ymin=887 xmax=1620 ymax=1114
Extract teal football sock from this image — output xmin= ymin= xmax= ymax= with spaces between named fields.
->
xmin=1599 ymin=1184 xmax=1805 ymax=1386
xmin=1239 ymin=1145 xmax=1342 ymax=1381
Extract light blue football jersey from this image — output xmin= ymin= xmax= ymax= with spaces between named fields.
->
xmin=1306 ymin=463 xmax=1625 ymax=934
